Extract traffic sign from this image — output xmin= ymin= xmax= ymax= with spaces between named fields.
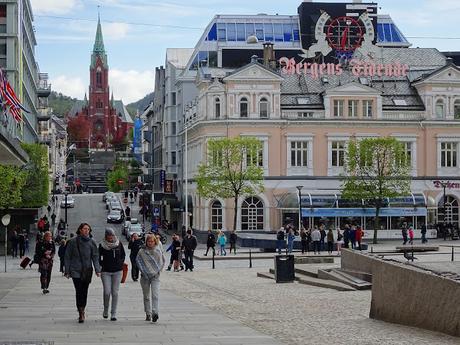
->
xmin=153 ymin=207 xmax=160 ymax=217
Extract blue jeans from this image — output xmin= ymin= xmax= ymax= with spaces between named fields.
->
xmin=276 ymin=240 xmax=285 ymax=254
xmin=101 ymin=271 xmax=122 ymax=318
xmin=220 ymin=244 xmax=226 ymax=256
xmin=140 ymin=274 xmax=160 ymax=317
xmin=287 ymin=241 xmax=294 ymax=253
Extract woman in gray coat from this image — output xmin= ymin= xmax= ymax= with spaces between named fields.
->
xmin=64 ymin=223 xmax=101 ymax=323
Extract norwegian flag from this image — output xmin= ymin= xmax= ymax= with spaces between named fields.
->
xmin=0 ymin=68 xmax=29 ymax=123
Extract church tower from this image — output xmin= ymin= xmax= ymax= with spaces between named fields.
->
xmin=88 ymin=14 xmax=110 ymax=148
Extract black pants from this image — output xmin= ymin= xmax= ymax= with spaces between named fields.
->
xmin=40 ymin=266 xmax=52 ymax=289
xmin=301 ymin=240 xmax=308 ymax=253
xmin=229 ymin=242 xmax=236 ymax=254
xmin=130 ymin=256 xmax=139 ymax=280
xmin=183 ymin=250 xmax=194 ymax=270
xmin=19 ymin=244 xmax=25 ymax=258
xmin=72 ymin=278 xmax=91 ymax=310
xmin=205 ymin=245 xmax=215 ymax=256
xmin=313 ymin=241 xmax=320 ymax=253
xmin=327 ymin=241 xmax=333 ymax=253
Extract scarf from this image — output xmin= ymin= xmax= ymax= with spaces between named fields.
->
xmin=80 ymin=235 xmax=91 ymax=242
xmin=136 ymin=245 xmax=165 ymax=278
xmin=100 ymin=236 xmax=120 ymax=250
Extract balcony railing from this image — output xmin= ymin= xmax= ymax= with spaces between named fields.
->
xmin=37 ymin=73 xmax=51 ymax=97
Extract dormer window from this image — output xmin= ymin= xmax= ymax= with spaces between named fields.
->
xmin=436 ymin=99 xmax=445 ymax=118
xmin=240 ymin=97 xmax=248 ymax=117
xmin=215 ymin=97 xmax=221 ymax=118
xmin=259 ymin=97 xmax=269 ymax=118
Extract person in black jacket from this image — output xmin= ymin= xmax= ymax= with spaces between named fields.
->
xmin=204 ymin=230 xmax=216 ymax=256
xmin=128 ymin=233 xmax=143 ymax=281
xmin=98 ymin=228 xmax=125 ymax=321
xmin=36 ymin=231 xmax=56 ymax=294
xmin=181 ymin=229 xmax=197 ymax=272
xmin=229 ymin=230 xmax=237 ymax=255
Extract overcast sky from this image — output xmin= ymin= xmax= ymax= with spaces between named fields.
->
xmin=30 ymin=0 xmax=460 ymax=104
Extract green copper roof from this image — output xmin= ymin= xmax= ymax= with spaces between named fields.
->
xmin=91 ymin=15 xmax=108 ymax=67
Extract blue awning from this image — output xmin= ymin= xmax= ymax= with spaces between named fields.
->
xmin=302 ymin=207 xmax=427 ymax=218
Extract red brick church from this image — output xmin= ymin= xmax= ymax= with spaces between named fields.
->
xmin=68 ymin=16 xmax=133 ymax=149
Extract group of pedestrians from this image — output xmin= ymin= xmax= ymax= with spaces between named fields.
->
xmin=9 ymin=225 xmax=29 ymax=258
xmin=276 ymin=223 xmax=365 ymax=255
xmin=165 ymin=229 xmax=197 ymax=271
xmin=204 ymin=229 xmax=237 ymax=256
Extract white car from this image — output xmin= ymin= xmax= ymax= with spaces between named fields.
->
xmin=126 ymin=223 xmax=143 ymax=240
xmin=122 ymin=218 xmax=138 ymax=235
xmin=60 ymin=196 xmax=75 ymax=208
xmin=107 ymin=210 xmax=123 ymax=223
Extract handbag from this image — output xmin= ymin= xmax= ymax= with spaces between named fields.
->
xmin=76 ymin=238 xmax=93 ymax=284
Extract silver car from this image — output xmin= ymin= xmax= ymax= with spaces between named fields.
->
xmin=60 ymin=195 xmax=75 ymax=208
xmin=107 ymin=210 xmax=123 ymax=223
xmin=126 ymin=223 xmax=143 ymax=240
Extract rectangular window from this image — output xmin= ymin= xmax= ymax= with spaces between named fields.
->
xmin=217 ymin=23 xmax=226 ymax=41
xmin=331 ymin=141 xmax=346 ymax=167
xmin=245 ymin=23 xmax=255 ymax=36
xmin=274 ymin=23 xmax=284 ymax=42
xmin=236 ymin=23 xmax=246 ymax=41
xmin=333 ymin=100 xmax=344 ymax=117
xmin=171 ymin=92 xmax=176 ymax=106
xmin=441 ymin=142 xmax=457 ymax=168
xmin=226 ymin=23 xmax=236 ymax=41
xmin=208 ymin=51 xmax=218 ymax=67
xmin=264 ymin=23 xmax=273 ymax=41
xmin=283 ymin=23 xmax=293 ymax=41
xmin=171 ymin=122 xmax=176 ymax=135
xmin=255 ymin=23 xmax=264 ymax=41
xmin=363 ymin=100 xmax=373 ymax=118
xmin=290 ymin=141 xmax=308 ymax=167
xmin=298 ymin=112 xmax=314 ymax=118
xmin=171 ymin=151 xmax=177 ymax=165
xmin=246 ymin=146 xmax=263 ymax=168
xmin=402 ymin=142 xmax=412 ymax=166
xmin=211 ymin=149 xmax=223 ymax=167
xmin=348 ymin=100 xmax=358 ymax=117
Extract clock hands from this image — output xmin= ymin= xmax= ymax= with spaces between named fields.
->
xmin=341 ymin=27 xmax=349 ymax=50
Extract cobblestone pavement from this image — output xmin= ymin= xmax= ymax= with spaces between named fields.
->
xmin=161 ymin=267 xmax=459 ymax=345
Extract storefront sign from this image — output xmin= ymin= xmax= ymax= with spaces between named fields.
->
xmin=301 ymin=207 xmax=427 ymax=218
xmin=164 ymin=179 xmax=173 ymax=194
xmin=432 ymin=180 xmax=460 ymax=189
xmin=160 ymin=170 xmax=165 ymax=188
xmin=279 ymin=58 xmax=409 ymax=79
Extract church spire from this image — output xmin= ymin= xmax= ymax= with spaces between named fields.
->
xmin=93 ymin=13 xmax=105 ymax=54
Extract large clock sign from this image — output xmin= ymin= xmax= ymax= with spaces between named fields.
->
xmin=326 ymin=16 xmax=363 ymax=52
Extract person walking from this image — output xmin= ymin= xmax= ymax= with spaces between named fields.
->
xmin=343 ymin=225 xmax=350 ymax=249
xmin=51 ymin=212 xmax=56 ymax=227
xmin=311 ymin=227 xmax=321 ymax=254
xmin=36 ymin=231 xmax=55 ymax=294
xmin=204 ymin=230 xmax=216 ymax=256
xmin=217 ymin=230 xmax=227 ymax=256
xmin=229 ymin=230 xmax=238 ymax=255
xmin=182 ymin=229 xmax=198 ymax=271
xmin=99 ymin=228 xmax=125 ymax=321
xmin=128 ymin=233 xmax=143 ymax=281
xmin=125 ymin=206 xmax=131 ymax=219
xmin=326 ymin=228 xmax=334 ymax=255
xmin=276 ymin=227 xmax=285 ymax=254
xmin=300 ymin=228 xmax=307 ymax=254
xmin=408 ymin=225 xmax=414 ymax=245
xmin=64 ymin=223 xmax=101 ymax=323
xmin=421 ymin=224 xmax=428 ymax=244
xmin=336 ymin=227 xmax=344 ymax=256
xmin=319 ymin=226 xmax=326 ymax=251
xmin=58 ymin=239 xmax=67 ymax=275
xmin=136 ymin=233 xmax=165 ymax=323
xmin=287 ymin=228 xmax=295 ymax=253
xmin=10 ymin=229 xmax=18 ymax=258
xmin=401 ymin=223 xmax=408 ymax=245
xmin=356 ymin=226 xmax=364 ymax=251
xmin=349 ymin=226 xmax=357 ymax=249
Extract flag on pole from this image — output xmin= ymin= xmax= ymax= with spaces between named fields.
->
xmin=0 ymin=67 xmax=29 ymax=123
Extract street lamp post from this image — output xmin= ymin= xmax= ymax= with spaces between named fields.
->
xmin=184 ymin=122 xmax=188 ymax=232
xmin=2 ymin=213 xmax=11 ymax=273
xmin=64 ymin=191 xmax=68 ymax=229
xmin=296 ymin=186 xmax=303 ymax=231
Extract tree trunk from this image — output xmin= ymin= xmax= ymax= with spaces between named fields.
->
xmin=373 ymin=207 xmax=380 ymax=244
xmin=233 ymin=195 xmax=239 ymax=232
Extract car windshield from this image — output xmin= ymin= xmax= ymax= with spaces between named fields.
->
xmin=130 ymin=224 xmax=142 ymax=231
xmin=110 ymin=211 xmax=121 ymax=216
xmin=130 ymin=218 xmax=138 ymax=224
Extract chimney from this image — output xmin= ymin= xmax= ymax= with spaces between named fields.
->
xmin=263 ymin=42 xmax=275 ymax=69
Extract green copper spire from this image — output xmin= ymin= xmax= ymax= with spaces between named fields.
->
xmin=91 ymin=13 xmax=108 ymax=67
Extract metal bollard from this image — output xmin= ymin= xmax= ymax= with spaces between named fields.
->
xmin=249 ymin=249 xmax=252 ymax=268
xmin=371 ymin=246 xmax=373 ymax=254
xmin=452 ymin=246 xmax=455 ymax=262
xmin=212 ymin=249 xmax=215 ymax=269
xmin=412 ymin=246 xmax=414 ymax=262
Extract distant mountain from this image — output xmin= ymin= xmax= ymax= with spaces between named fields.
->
xmin=49 ymin=91 xmax=78 ymax=117
xmin=127 ymin=92 xmax=154 ymax=117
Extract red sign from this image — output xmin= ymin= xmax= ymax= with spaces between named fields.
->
xmin=117 ymin=179 xmax=124 ymax=185
xmin=433 ymin=180 xmax=460 ymax=189
xmin=164 ymin=180 xmax=173 ymax=194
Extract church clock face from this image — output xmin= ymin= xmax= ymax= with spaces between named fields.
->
xmin=326 ymin=16 xmax=364 ymax=52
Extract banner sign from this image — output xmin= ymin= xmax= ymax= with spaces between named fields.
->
xmin=301 ymin=207 xmax=427 ymax=218
xmin=164 ymin=179 xmax=173 ymax=194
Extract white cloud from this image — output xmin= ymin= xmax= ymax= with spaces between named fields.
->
xmin=103 ymin=22 xmax=130 ymax=40
xmin=51 ymin=75 xmax=86 ymax=100
xmin=30 ymin=0 xmax=80 ymax=15
xmin=109 ymin=69 xmax=154 ymax=104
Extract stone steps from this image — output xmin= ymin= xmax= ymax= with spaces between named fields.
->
xmin=317 ymin=269 xmax=372 ymax=290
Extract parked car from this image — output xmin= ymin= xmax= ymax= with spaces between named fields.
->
xmin=103 ymin=191 xmax=114 ymax=202
xmin=109 ymin=201 xmax=123 ymax=212
xmin=60 ymin=195 xmax=75 ymax=208
xmin=126 ymin=223 xmax=143 ymax=240
xmin=122 ymin=217 xmax=138 ymax=235
xmin=107 ymin=210 xmax=123 ymax=223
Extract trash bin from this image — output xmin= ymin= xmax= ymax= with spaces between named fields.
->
xmin=274 ymin=254 xmax=295 ymax=283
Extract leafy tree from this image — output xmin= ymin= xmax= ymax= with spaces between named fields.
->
xmin=0 ymin=165 xmax=27 ymax=209
xmin=197 ymin=137 xmax=264 ymax=231
xmin=107 ymin=164 xmax=129 ymax=192
xmin=20 ymin=143 xmax=49 ymax=207
xmin=48 ymin=91 xmax=78 ymax=117
xmin=67 ymin=116 xmax=90 ymax=147
xmin=341 ymin=137 xmax=411 ymax=244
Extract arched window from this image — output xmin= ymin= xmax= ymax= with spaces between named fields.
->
xmin=215 ymin=97 xmax=221 ymax=118
xmin=241 ymin=196 xmax=264 ymax=230
xmin=211 ymin=200 xmax=223 ymax=230
xmin=436 ymin=99 xmax=445 ymax=118
xmin=240 ymin=97 xmax=248 ymax=117
xmin=259 ymin=97 xmax=269 ymax=118
xmin=454 ymin=99 xmax=460 ymax=119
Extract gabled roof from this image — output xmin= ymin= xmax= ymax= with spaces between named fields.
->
xmin=223 ymin=61 xmax=283 ymax=82
xmin=113 ymin=100 xmax=133 ymax=124
xmin=412 ymin=60 xmax=460 ymax=85
xmin=68 ymin=100 xmax=86 ymax=117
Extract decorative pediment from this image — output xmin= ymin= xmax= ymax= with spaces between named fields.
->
xmin=223 ymin=63 xmax=284 ymax=82
xmin=325 ymin=81 xmax=381 ymax=96
xmin=414 ymin=64 xmax=460 ymax=85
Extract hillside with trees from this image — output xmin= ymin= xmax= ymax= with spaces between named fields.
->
xmin=49 ymin=91 xmax=77 ymax=117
